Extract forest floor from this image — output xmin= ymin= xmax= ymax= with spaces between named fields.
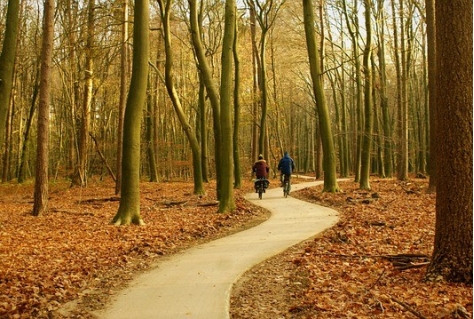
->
xmin=0 ymin=176 xmax=471 ymax=318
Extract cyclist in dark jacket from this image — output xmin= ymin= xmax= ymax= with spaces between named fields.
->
xmin=278 ymin=151 xmax=295 ymax=186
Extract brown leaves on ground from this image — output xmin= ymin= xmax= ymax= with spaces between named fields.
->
xmin=230 ymin=178 xmax=472 ymax=319
xmin=1 ymin=178 xmax=472 ymax=319
xmin=0 ymin=179 xmax=268 ymax=319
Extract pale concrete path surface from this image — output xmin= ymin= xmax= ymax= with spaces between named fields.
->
xmin=97 ymin=180 xmax=339 ymax=319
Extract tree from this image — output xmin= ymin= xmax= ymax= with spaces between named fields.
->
xmin=112 ymin=0 xmax=149 ymax=225
xmin=246 ymin=0 xmax=285 ymax=158
xmin=188 ymin=0 xmax=222 ymax=195
xmin=115 ymin=0 xmax=130 ymax=194
xmin=33 ymin=0 xmax=54 ymax=216
xmin=217 ymin=0 xmax=236 ymax=212
xmin=425 ymin=0 xmax=436 ymax=191
xmin=0 ymin=0 xmax=20 ymax=151
xmin=302 ymin=0 xmax=338 ymax=192
xmin=233 ymin=11 xmax=242 ymax=189
xmin=342 ymin=0 xmax=363 ymax=183
xmin=426 ymin=0 xmax=472 ymax=283
xmin=71 ymin=0 xmax=95 ymax=187
xmin=358 ymin=0 xmax=372 ymax=190
xmin=375 ymin=0 xmax=393 ymax=178
xmin=159 ymin=0 xmax=204 ymax=195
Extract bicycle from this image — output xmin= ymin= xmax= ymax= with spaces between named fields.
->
xmin=282 ymin=174 xmax=290 ymax=197
xmin=254 ymin=178 xmax=269 ymax=200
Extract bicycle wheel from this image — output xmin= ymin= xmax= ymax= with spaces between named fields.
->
xmin=283 ymin=182 xmax=289 ymax=197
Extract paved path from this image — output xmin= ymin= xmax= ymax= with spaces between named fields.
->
xmin=97 ymin=180 xmax=339 ymax=319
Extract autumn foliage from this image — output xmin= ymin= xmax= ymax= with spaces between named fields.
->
xmin=0 ymin=179 xmax=266 ymax=318
xmin=0 ymin=178 xmax=471 ymax=318
xmin=230 ymin=179 xmax=472 ymax=318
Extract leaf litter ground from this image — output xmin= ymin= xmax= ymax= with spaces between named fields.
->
xmin=0 ymin=178 xmax=471 ymax=318
xmin=230 ymin=178 xmax=472 ymax=319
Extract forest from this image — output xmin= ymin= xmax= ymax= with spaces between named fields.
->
xmin=0 ymin=0 xmax=437 ymax=187
xmin=0 ymin=0 xmax=471 ymax=317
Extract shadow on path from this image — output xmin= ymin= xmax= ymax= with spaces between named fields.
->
xmin=96 ymin=180 xmax=339 ymax=319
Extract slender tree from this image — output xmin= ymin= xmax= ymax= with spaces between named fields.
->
xmin=426 ymin=0 xmax=472 ymax=284
xmin=33 ymin=0 xmax=54 ymax=216
xmin=159 ymin=0 xmax=204 ymax=195
xmin=246 ymin=0 xmax=285 ymax=158
xmin=71 ymin=0 xmax=95 ymax=187
xmin=115 ymin=0 xmax=129 ymax=194
xmin=376 ymin=0 xmax=393 ymax=178
xmin=302 ymin=0 xmax=339 ymax=192
xmin=233 ymin=11 xmax=242 ymax=189
xmin=188 ymin=0 xmax=221 ymax=196
xmin=342 ymin=0 xmax=363 ymax=182
xmin=112 ymin=0 xmax=149 ymax=225
xmin=359 ymin=0 xmax=373 ymax=190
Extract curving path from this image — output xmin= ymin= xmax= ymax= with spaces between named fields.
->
xmin=97 ymin=180 xmax=339 ymax=319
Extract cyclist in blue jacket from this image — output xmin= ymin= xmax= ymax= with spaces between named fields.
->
xmin=277 ymin=151 xmax=295 ymax=187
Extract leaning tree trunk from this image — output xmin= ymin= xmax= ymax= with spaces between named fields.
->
xmin=33 ymin=0 xmax=54 ymax=216
xmin=426 ymin=0 xmax=472 ymax=284
xmin=159 ymin=0 xmax=204 ymax=195
xmin=303 ymin=0 xmax=339 ymax=192
xmin=188 ymin=0 xmax=221 ymax=196
xmin=18 ymin=66 xmax=39 ymax=183
xmin=112 ymin=0 xmax=149 ymax=225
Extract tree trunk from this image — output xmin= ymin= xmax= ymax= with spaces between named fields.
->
xmin=112 ymin=0 xmax=149 ymax=225
xmin=425 ymin=0 xmax=436 ymax=192
xmin=233 ymin=14 xmax=242 ymax=189
xmin=359 ymin=0 xmax=373 ymax=190
xmin=72 ymin=0 xmax=95 ymax=187
xmin=188 ymin=0 xmax=220 ymax=196
xmin=342 ymin=0 xmax=363 ymax=183
xmin=33 ymin=0 xmax=54 ymax=216
xmin=160 ymin=0 xmax=204 ymax=195
xmin=146 ymin=76 xmax=158 ymax=182
xmin=394 ymin=0 xmax=409 ymax=181
xmin=303 ymin=0 xmax=339 ymax=192
xmin=376 ymin=0 xmax=392 ymax=178
xmin=249 ymin=5 xmax=259 ymax=163
xmin=218 ymin=0 xmax=236 ymax=212
xmin=0 ymin=0 xmax=20 ymax=149
xmin=198 ymin=76 xmax=209 ymax=182
xmin=426 ymin=0 xmax=472 ymax=284
xmin=2 ymin=94 xmax=13 ymax=182
xmin=115 ymin=0 xmax=129 ymax=195
xmin=17 ymin=73 xmax=39 ymax=183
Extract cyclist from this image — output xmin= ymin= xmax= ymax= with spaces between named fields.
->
xmin=278 ymin=151 xmax=295 ymax=188
xmin=252 ymin=154 xmax=270 ymax=189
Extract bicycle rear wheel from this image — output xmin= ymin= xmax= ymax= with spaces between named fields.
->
xmin=283 ymin=182 xmax=289 ymax=197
